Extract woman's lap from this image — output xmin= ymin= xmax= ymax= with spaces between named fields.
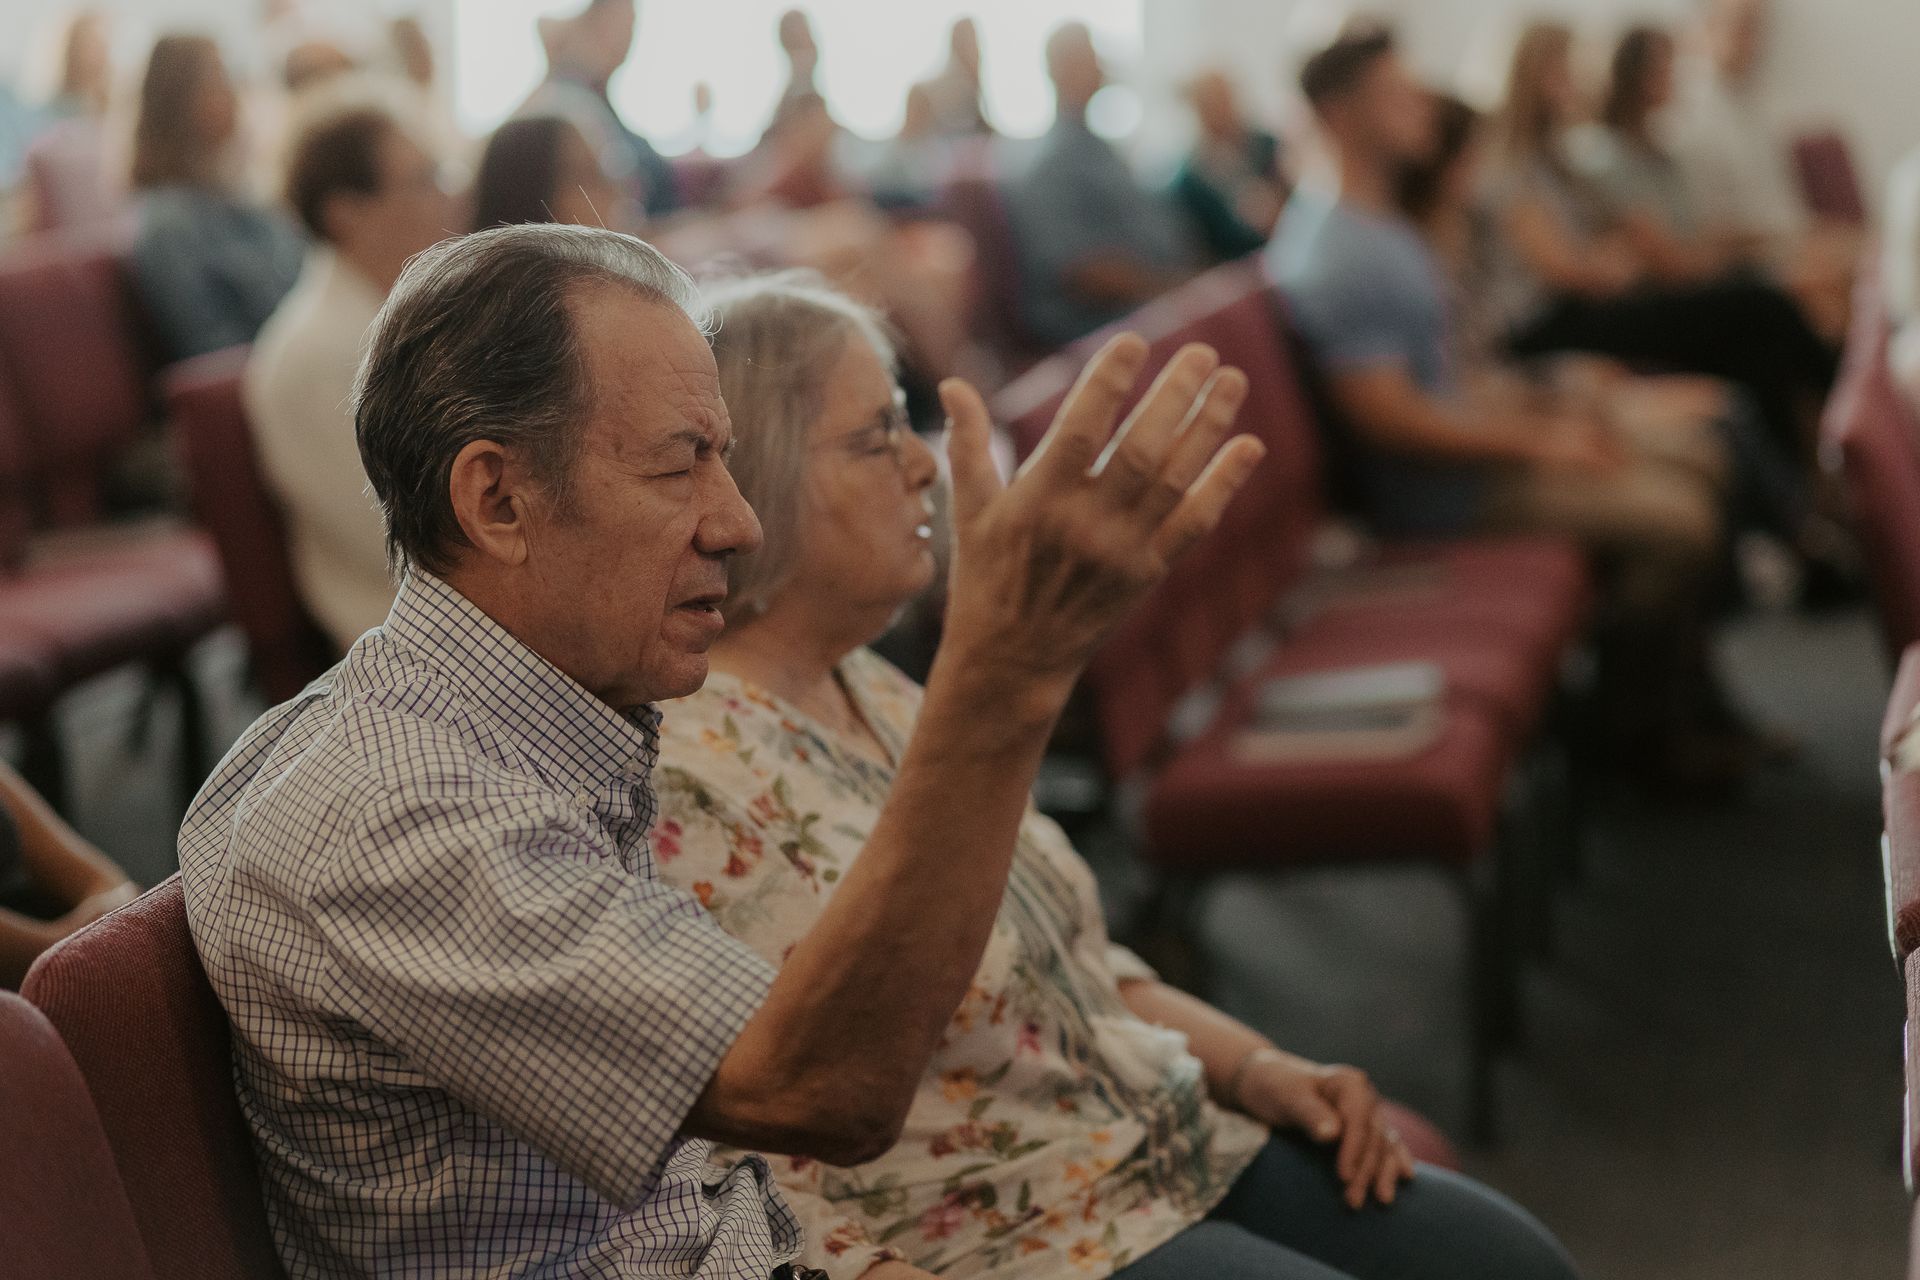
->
xmin=1111 ymin=1136 xmax=1579 ymax=1280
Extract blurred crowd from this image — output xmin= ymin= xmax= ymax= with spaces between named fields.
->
xmin=0 ymin=0 xmax=1913 ymax=963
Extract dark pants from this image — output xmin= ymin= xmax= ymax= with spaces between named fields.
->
xmin=1510 ymin=275 xmax=1839 ymax=463
xmin=1108 ymin=1136 xmax=1580 ymax=1280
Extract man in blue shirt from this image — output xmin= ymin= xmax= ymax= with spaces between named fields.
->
xmin=1004 ymin=23 xmax=1193 ymax=347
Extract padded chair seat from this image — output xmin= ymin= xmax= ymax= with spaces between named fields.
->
xmin=1143 ymin=696 xmax=1509 ymax=873
xmin=0 ymin=527 xmax=223 ymax=683
xmin=1908 ymin=953 xmax=1920 ymax=1191
xmin=1247 ymin=623 xmax=1554 ymax=745
xmin=0 ymin=992 xmax=158 ymax=1280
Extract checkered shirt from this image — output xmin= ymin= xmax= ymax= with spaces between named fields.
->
xmin=180 ymin=572 xmax=801 ymax=1278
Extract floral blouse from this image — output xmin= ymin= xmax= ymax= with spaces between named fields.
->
xmin=654 ymin=649 xmax=1268 ymax=1279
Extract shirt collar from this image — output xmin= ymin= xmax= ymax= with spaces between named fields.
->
xmin=382 ymin=572 xmax=663 ymax=799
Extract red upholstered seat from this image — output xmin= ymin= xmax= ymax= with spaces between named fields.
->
xmin=165 ymin=347 xmax=332 ymax=701
xmin=0 ymin=990 xmax=158 ymax=1280
xmin=1143 ymin=696 xmax=1508 ymax=873
xmin=22 ymin=876 xmax=288 ymax=1280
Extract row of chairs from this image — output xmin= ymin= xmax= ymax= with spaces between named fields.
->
xmin=0 ymin=234 xmax=233 ymax=809
xmin=991 ymin=260 xmax=1593 ymax=1140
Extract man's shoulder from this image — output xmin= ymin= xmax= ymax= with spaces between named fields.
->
xmin=188 ymin=640 xmax=553 ymax=864
xmin=1272 ymin=195 xmax=1430 ymax=294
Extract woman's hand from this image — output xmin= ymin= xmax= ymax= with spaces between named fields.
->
xmin=1236 ymin=1050 xmax=1415 ymax=1209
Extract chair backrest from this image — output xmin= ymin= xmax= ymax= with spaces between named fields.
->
xmin=0 ymin=990 xmax=158 ymax=1280
xmin=0 ymin=236 xmax=158 ymax=527
xmin=164 ymin=347 xmax=331 ymax=702
xmin=1793 ymin=128 xmax=1868 ymax=226
xmin=0 ymin=364 xmax=41 ymax=571
xmin=22 ymin=875 xmax=288 ymax=1280
xmin=1822 ymin=279 xmax=1920 ymax=656
xmin=993 ymin=261 xmax=1326 ymax=778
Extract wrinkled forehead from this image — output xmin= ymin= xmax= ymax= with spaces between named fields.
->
xmin=570 ymin=283 xmax=727 ymax=449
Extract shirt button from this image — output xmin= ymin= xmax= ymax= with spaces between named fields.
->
xmin=573 ymin=787 xmax=594 ymax=810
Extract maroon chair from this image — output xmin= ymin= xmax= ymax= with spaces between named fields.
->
xmin=22 ymin=876 xmax=288 ymax=1280
xmin=0 ymin=238 xmax=228 ymax=805
xmin=0 ymin=990 xmax=158 ymax=1280
xmin=1908 ymin=950 xmax=1920 ymax=1191
xmin=1792 ymin=129 xmax=1867 ymax=227
xmin=165 ymin=347 xmax=332 ymax=702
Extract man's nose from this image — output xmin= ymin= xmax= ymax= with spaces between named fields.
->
xmin=901 ymin=430 xmax=939 ymax=492
xmin=697 ymin=462 xmax=764 ymax=556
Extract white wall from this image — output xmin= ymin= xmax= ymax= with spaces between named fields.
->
xmin=1141 ymin=0 xmax=1920 ymax=213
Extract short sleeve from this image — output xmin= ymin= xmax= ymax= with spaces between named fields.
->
xmin=1105 ymin=943 xmax=1161 ymax=985
xmin=1287 ymin=251 xmax=1428 ymax=377
xmin=309 ymin=776 xmax=776 ymax=1210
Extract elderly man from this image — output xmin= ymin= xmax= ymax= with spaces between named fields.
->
xmin=179 ymin=223 xmax=1259 ymax=1279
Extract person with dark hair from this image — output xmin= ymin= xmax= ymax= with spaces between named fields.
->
xmin=1172 ymin=70 xmax=1288 ymax=263
xmin=1273 ymin=32 xmax=1754 ymax=788
xmin=126 ymin=33 xmax=305 ymax=360
xmin=178 ymin=220 xmax=1261 ymax=1280
xmin=471 ymin=111 xmax=638 ymax=232
xmin=1004 ymin=22 xmax=1193 ymax=346
xmin=525 ymin=0 xmax=681 ymax=217
xmin=1479 ymin=21 xmax=1836 ymax=464
xmin=245 ymin=86 xmax=458 ymax=651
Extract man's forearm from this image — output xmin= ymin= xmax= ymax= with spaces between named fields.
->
xmin=689 ymin=651 xmax=1064 ymax=1158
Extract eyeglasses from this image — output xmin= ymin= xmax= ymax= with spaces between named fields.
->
xmin=813 ymin=398 xmax=912 ymax=467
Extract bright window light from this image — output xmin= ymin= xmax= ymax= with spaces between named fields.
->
xmin=452 ymin=0 xmax=1144 ymax=155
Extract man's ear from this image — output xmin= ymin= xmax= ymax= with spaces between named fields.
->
xmin=447 ymin=439 xmax=532 ymax=567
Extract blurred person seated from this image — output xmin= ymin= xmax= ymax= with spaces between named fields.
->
xmin=246 ymin=85 xmax=459 ymax=653
xmin=181 ymin=220 xmax=1264 ymax=1280
xmin=472 ymin=111 xmax=643 ymax=233
xmin=127 ymin=34 xmax=305 ymax=361
xmin=1273 ymin=30 xmax=1750 ymax=786
xmin=281 ymin=37 xmax=357 ymax=96
xmin=1172 ymin=69 xmax=1288 ymax=264
xmin=528 ymin=0 xmax=680 ymax=218
xmin=1669 ymin=0 xmax=1802 ymax=254
xmin=1004 ymin=22 xmax=1194 ymax=348
xmin=17 ymin=8 xmax=119 ymax=235
xmin=1572 ymin=25 xmax=1737 ymax=283
xmin=770 ymin=8 xmax=823 ymax=136
xmin=0 ymin=759 xmax=136 ymax=989
xmin=918 ymin=17 xmax=993 ymax=139
xmin=1411 ymin=90 xmax=1836 ymax=623
xmin=387 ymin=15 xmax=466 ymax=162
xmin=650 ymin=268 xmax=1583 ymax=1280
xmin=1479 ymin=21 xmax=1835 ymax=466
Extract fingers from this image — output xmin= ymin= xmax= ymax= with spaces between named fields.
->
xmin=1373 ymin=1131 xmax=1412 ymax=1206
xmin=1150 ymin=435 xmax=1266 ymax=565
xmin=1098 ymin=343 xmax=1220 ymax=500
xmin=1158 ymin=366 xmax=1250 ymax=502
xmin=1027 ymin=333 xmax=1149 ymax=483
xmin=939 ymin=377 xmax=1001 ymax=530
xmin=1324 ymin=1069 xmax=1377 ymax=1186
xmin=1279 ymin=1077 xmax=1343 ymax=1144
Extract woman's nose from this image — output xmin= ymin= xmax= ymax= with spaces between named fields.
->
xmin=902 ymin=430 xmax=939 ymax=491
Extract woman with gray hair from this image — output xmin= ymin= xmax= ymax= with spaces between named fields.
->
xmin=652 ymin=271 xmax=1579 ymax=1280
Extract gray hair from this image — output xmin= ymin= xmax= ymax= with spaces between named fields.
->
xmin=702 ymin=270 xmax=896 ymax=626
xmin=353 ymin=223 xmax=711 ymax=577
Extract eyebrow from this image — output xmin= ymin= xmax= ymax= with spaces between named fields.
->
xmin=651 ymin=424 xmax=733 ymax=459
